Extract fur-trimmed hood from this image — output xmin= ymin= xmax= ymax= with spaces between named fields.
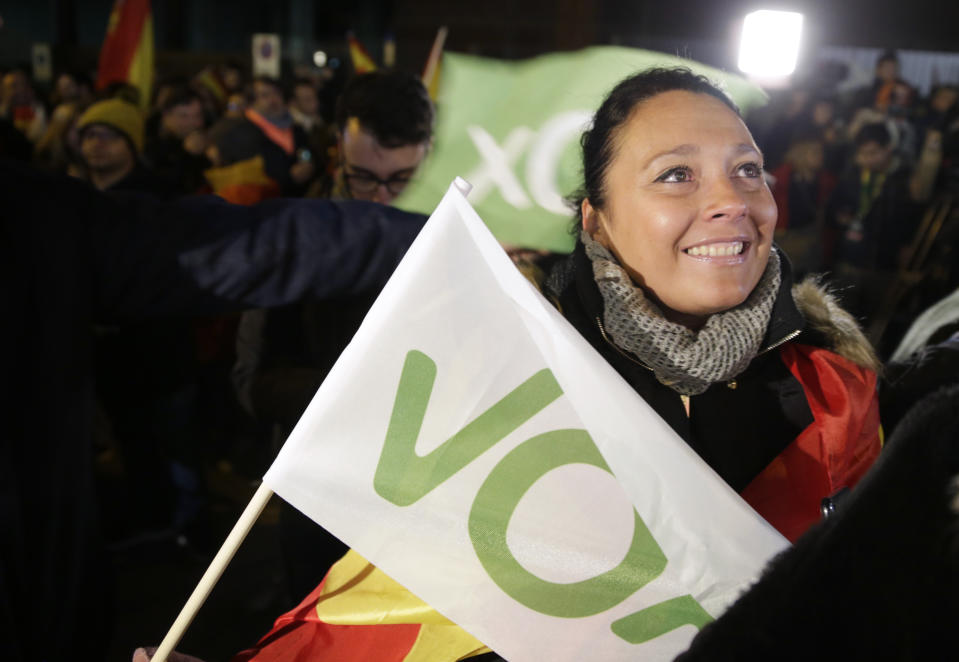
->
xmin=792 ymin=277 xmax=881 ymax=374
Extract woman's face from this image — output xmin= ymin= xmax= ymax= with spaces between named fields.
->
xmin=583 ymin=90 xmax=777 ymax=326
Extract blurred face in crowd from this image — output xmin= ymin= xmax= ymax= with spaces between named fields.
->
xmin=161 ymin=99 xmax=205 ymax=139
xmin=339 ymin=117 xmax=429 ymax=205
xmin=252 ymin=80 xmax=286 ymax=119
xmin=855 ymin=140 xmax=893 ymax=174
xmin=225 ymin=92 xmax=247 ymax=118
xmin=811 ymin=100 xmax=834 ymax=127
xmin=291 ymin=83 xmax=319 ymax=117
xmin=931 ymin=87 xmax=959 ymax=114
xmin=80 ymin=124 xmax=135 ymax=181
xmin=55 ymin=73 xmax=79 ymax=103
xmin=222 ymin=67 xmax=243 ymax=93
xmin=2 ymin=70 xmax=31 ymax=105
xmin=582 ymin=90 xmax=777 ymax=327
xmin=877 ymin=58 xmax=899 ymax=83
xmin=788 ymin=140 xmax=824 ymax=175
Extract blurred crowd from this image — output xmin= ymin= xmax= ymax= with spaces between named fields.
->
xmin=1 ymin=61 xmax=337 ymax=199
xmin=746 ymin=50 xmax=959 ymax=354
xmin=0 ymin=56 xmax=437 ymax=638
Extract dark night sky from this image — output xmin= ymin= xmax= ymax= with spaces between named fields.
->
xmin=1 ymin=0 xmax=957 ymax=74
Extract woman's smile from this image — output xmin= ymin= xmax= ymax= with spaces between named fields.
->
xmin=682 ymin=238 xmax=749 ymax=259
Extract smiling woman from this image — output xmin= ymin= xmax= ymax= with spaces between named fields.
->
xmin=581 ymin=89 xmax=777 ymax=326
xmin=547 ymin=68 xmax=883 ymax=542
xmin=148 ymin=69 xmax=891 ymax=662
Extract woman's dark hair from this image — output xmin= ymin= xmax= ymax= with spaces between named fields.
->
xmin=570 ymin=67 xmax=740 ymax=229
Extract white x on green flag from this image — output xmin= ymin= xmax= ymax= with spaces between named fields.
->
xmin=395 ymin=47 xmax=767 ymax=252
xmin=263 ymin=180 xmax=788 ymax=661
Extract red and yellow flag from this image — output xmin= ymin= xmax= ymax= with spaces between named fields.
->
xmin=204 ymin=157 xmax=281 ymax=206
xmin=96 ymin=0 xmax=154 ymax=110
xmin=194 ymin=66 xmax=227 ymax=105
xmin=348 ymin=33 xmax=378 ymax=74
xmin=232 ymin=550 xmax=491 ymax=662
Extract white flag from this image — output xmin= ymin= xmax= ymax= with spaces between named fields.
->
xmin=264 ymin=180 xmax=789 ymax=661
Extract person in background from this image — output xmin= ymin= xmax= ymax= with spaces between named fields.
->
xmin=221 ymin=59 xmax=246 ymax=96
xmin=33 ymin=99 xmax=88 ymax=177
xmin=83 ymin=90 xmax=208 ymax=552
xmin=223 ymin=91 xmax=248 ymax=118
xmin=826 ymin=121 xmax=942 ymax=321
xmin=232 ymin=69 xmax=435 ymax=603
xmin=318 ymin=69 xmax=433 ymax=203
xmin=216 ymin=76 xmax=315 ymax=195
xmin=845 ymin=51 xmax=920 ymax=160
xmin=770 ymin=127 xmax=837 ymax=277
xmin=805 ymin=92 xmax=848 ymax=174
xmin=913 ymin=84 xmax=958 ymax=161
xmin=144 ymin=86 xmax=212 ymax=195
xmin=77 ymin=97 xmax=171 ymax=196
xmin=288 ymin=78 xmax=323 ymax=135
xmin=50 ymin=70 xmax=94 ymax=108
xmin=288 ymin=78 xmax=332 ymax=181
xmin=750 ymin=85 xmax=812 ymax=172
xmin=0 ymin=66 xmax=47 ymax=143
xmin=846 ymin=50 xmax=916 ymax=118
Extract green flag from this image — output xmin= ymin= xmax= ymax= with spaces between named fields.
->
xmin=395 ymin=46 xmax=767 ymax=253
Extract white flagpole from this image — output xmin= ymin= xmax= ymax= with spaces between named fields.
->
xmin=150 ymin=482 xmax=275 ymax=662
xmin=421 ymin=25 xmax=448 ymax=88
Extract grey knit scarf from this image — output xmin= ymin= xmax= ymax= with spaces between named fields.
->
xmin=582 ymin=230 xmax=781 ymax=395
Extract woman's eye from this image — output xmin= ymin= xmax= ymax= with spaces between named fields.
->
xmin=736 ymin=162 xmax=763 ymax=178
xmin=656 ymin=166 xmax=693 ymax=183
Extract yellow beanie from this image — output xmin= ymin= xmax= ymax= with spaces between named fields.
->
xmin=78 ymin=98 xmax=145 ymax=153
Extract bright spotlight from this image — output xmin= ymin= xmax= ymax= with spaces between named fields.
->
xmin=313 ymin=50 xmax=328 ymax=68
xmin=738 ymin=10 xmax=803 ymax=78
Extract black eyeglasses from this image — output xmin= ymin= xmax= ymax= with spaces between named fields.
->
xmin=343 ymin=169 xmax=413 ymax=196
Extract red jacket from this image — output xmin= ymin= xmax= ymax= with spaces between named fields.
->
xmin=742 ymin=343 xmax=880 ymax=542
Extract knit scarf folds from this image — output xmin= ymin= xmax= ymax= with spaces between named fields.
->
xmin=582 ymin=231 xmax=781 ymax=396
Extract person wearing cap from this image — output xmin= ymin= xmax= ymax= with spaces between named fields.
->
xmin=78 ymin=97 xmax=170 ymax=195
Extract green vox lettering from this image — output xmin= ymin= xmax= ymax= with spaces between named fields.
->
xmin=373 ymin=350 xmax=563 ymax=506
xmin=468 ymin=428 xmax=712 ymax=642
xmin=375 ymin=350 xmax=713 ymax=644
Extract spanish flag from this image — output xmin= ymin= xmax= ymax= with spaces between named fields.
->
xmin=96 ymin=0 xmax=154 ymax=110
xmin=348 ymin=33 xmax=378 ymax=74
xmin=204 ymin=156 xmax=281 ymax=206
xmin=232 ymin=550 xmax=492 ymax=662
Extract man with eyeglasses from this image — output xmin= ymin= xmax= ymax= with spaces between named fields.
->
xmin=325 ymin=70 xmax=433 ymax=204
xmin=233 ymin=70 xmax=435 ymax=602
